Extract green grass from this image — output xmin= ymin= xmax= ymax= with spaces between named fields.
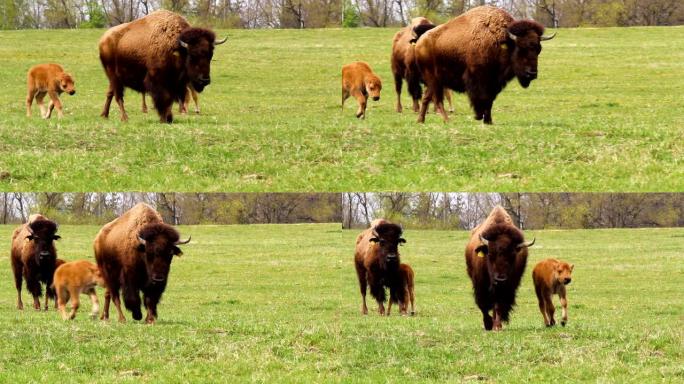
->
xmin=0 ymin=223 xmax=681 ymax=382
xmin=0 ymin=27 xmax=683 ymax=191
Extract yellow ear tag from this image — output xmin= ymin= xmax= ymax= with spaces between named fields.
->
xmin=500 ymin=43 xmax=508 ymax=50
xmin=173 ymin=51 xmax=180 ymax=57
xmin=477 ymin=250 xmax=485 ymax=258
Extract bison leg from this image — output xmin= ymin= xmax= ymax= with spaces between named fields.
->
xmin=123 ymin=284 xmax=143 ymax=321
xmin=101 ymin=83 xmax=114 ymax=118
xmin=150 ymin=90 xmax=174 ymax=123
xmin=431 ymin=86 xmax=448 ymax=122
xmin=445 ymin=89 xmax=454 ymax=113
xmin=24 ymin=272 xmax=42 ymax=311
xmin=417 ymin=86 xmax=433 ymax=123
xmin=47 ymin=90 xmax=63 ymax=118
xmin=112 ymin=290 xmax=127 ymax=323
xmin=469 ymin=95 xmax=494 ymax=125
xmin=393 ymin=72 xmax=403 ymax=113
xmin=351 ymin=89 xmax=367 ymax=119
xmin=481 ymin=310 xmax=494 ymax=331
xmin=88 ymin=288 xmax=100 ymax=319
xmin=559 ymin=286 xmax=568 ymax=326
xmin=12 ymin=259 xmax=24 ymax=310
xmin=113 ymin=84 xmax=128 ymax=122
xmin=355 ymin=265 xmax=368 ymax=315
xmin=406 ymin=76 xmax=422 ymax=114
xmin=141 ymin=92 xmax=148 ymax=113
xmin=101 ymin=288 xmax=110 ymax=320
xmin=26 ymin=88 xmax=37 ymax=117
xmin=143 ymin=294 xmax=159 ymax=324
xmin=369 ymin=283 xmax=386 ymax=316
xmin=493 ymin=304 xmax=503 ymax=331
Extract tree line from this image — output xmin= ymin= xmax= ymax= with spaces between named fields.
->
xmin=1 ymin=0 xmax=681 ymax=29
xmin=0 ymin=193 xmax=341 ymax=225
xmin=343 ymin=193 xmax=684 ymax=229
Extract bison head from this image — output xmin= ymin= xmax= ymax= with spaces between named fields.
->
xmin=506 ymin=20 xmax=556 ymax=88
xmin=369 ymin=222 xmax=406 ymax=265
xmin=178 ymin=28 xmax=228 ymax=93
xmin=59 ymin=73 xmax=76 ymax=95
xmin=365 ymin=76 xmax=382 ymax=101
xmin=476 ymin=224 xmax=534 ymax=286
xmin=26 ymin=219 xmax=60 ymax=266
xmin=555 ymin=261 xmax=574 ymax=285
xmin=136 ymin=223 xmax=190 ymax=285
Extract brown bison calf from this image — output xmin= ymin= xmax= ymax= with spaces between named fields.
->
xmin=532 ymin=258 xmax=574 ymax=327
xmin=387 ymin=263 xmax=415 ymax=316
xmin=26 ymin=63 xmax=76 ymax=119
xmin=342 ymin=62 xmax=382 ymax=119
xmin=53 ymin=260 xmax=105 ymax=320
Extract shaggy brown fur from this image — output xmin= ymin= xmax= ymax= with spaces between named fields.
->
xmin=26 ymin=63 xmax=75 ymax=119
xmin=532 ymin=258 xmax=574 ymax=326
xmin=387 ymin=262 xmax=415 ymax=316
xmin=53 ymin=260 xmax=105 ymax=320
xmin=10 ymin=214 xmax=61 ymax=311
xmin=464 ymin=206 xmax=534 ymax=331
xmin=354 ymin=220 xmax=406 ymax=315
xmin=94 ymin=203 xmax=190 ymax=323
xmin=342 ymin=61 xmax=382 ymax=119
xmin=414 ymin=6 xmax=554 ymax=124
xmin=142 ymin=85 xmax=199 ymax=114
xmin=391 ymin=17 xmax=452 ymax=114
xmin=98 ymin=10 xmax=225 ymax=123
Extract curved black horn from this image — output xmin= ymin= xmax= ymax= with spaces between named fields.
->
xmin=175 ymin=236 xmax=191 ymax=245
xmin=214 ymin=36 xmax=228 ymax=46
xmin=517 ymin=237 xmax=536 ymax=249
xmin=540 ymin=32 xmax=556 ymax=41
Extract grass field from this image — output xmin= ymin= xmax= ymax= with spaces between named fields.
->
xmin=0 ymin=223 xmax=681 ymax=382
xmin=0 ymin=27 xmax=682 ymax=191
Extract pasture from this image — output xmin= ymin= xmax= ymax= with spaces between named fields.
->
xmin=0 ymin=223 xmax=681 ymax=382
xmin=0 ymin=27 xmax=682 ymax=191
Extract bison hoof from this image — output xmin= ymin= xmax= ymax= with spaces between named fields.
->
xmin=561 ymin=321 xmax=566 ymax=327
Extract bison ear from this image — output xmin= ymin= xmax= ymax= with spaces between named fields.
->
xmin=172 ymin=246 xmax=183 ymax=256
xmin=369 ymin=237 xmax=379 ymax=243
xmin=398 ymin=238 xmax=406 ymax=244
xmin=570 ymin=263 xmax=574 ymax=271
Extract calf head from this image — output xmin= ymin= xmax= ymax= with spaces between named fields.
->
xmin=136 ymin=223 xmax=190 ymax=285
xmin=369 ymin=223 xmax=406 ymax=267
xmin=555 ymin=261 xmax=574 ymax=285
xmin=178 ymin=28 xmax=228 ymax=93
xmin=59 ymin=73 xmax=76 ymax=95
xmin=90 ymin=264 xmax=106 ymax=287
xmin=365 ymin=76 xmax=382 ymax=101
xmin=476 ymin=224 xmax=534 ymax=286
xmin=26 ymin=219 xmax=60 ymax=266
xmin=506 ymin=20 xmax=556 ymax=88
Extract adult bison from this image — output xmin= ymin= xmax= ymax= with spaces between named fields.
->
xmin=94 ymin=203 xmax=190 ymax=323
xmin=10 ymin=214 xmax=61 ymax=311
xmin=464 ymin=206 xmax=535 ymax=330
xmin=98 ymin=10 xmax=226 ymax=123
xmin=354 ymin=219 xmax=407 ymax=315
xmin=414 ymin=6 xmax=555 ymax=124
xmin=391 ymin=17 xmax=453 ymax=114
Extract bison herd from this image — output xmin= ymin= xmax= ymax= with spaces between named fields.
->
xmin=342 ymin=6 xmax=556 ymax=122
xmin=11 ymin=203 xmax=190 ymax=323
xmin=24 ymin=10 xmax=226 ymax=123
xmin=354 ymin=206 xmax=574 ymax=331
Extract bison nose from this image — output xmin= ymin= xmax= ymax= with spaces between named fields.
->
xmin=493 ymin=275 xmax=507 ymax=284
xmin=387 ymin=253 xmax=398 ymax=260
xmin=39 ymin=251 xmax=50 ymax=257
xmin=564 ymin=278 xmax=572 ymax=285
xmin=198 ymin=77 xmax=211 ymax=86
xmin=151 ymin=275 xmax=166 ymax=283
xmin=373 ymin=96 xmax=380 ymax=101
xmin=69 ymin=90 xmax=75 ymax=95
xmin=526 ymin=70 xmax=538 ymax=79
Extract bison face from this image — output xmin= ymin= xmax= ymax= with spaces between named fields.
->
xmin=59 ymin=73 xmax=76 ymax=95
xmin=556 ymin=262 xmax=574 ymax=285
xmin=478 ymin=231 xmax=534 ymax=286
xmin=26 ymin=220 xmax=59 ymax=266
xmin=369 ymin=223 xmax=406 ymax=265
xmin=507 ymin=21 xmax=555 ymax=88
xmin=137 ymin=224 xmax=190 ymax=285
xmin=178 ymin=28 xmax=228 ymax=93
xmin=366 ymin=78 xmax=382 ymax=101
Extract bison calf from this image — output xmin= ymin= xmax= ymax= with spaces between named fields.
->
xmin=342 ymin=62 xmax=382 ymax=119
xmin=532 ymin=258 xmax=574 ymax=327
xmin=26 ymin=63 xmax=75 ymax=119
xmin=387 ymin=262 xmax=415 ymax=316
xmin=53 ymin=260 xmax=105 ymax=320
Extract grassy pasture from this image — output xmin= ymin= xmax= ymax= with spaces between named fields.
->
xmin=0 ymin=26 xmax=682 ymax=191
xmin=0 ymin=223 xmax=681 ymax=382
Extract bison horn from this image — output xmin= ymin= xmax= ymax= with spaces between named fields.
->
xmin=214 ymin=36 xmax=228 ymax=46
xmin=137 ymin=235 xmax=146 ymax=246
xmin=478 ymin=234 xmax=489 ymax=246
xmin=507 ymin=31 xmax=518 ymax=42
xmin=175 ymin=236 xmax=191 ymax=245
xmin=179 ymin=39 xmax=189 ymax=49
xmin=516 ymin=237 xmax=536 ymax=249
xmin=540 ymin=32 xmax=557 ymax=41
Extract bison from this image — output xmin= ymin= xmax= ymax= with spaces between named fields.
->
xmin=387 ymin=262 xmax=415 ymax=316
xmin=354 ymin=219 xmax=406 ymax=315
xmin=10 ymin=214 xmax=61 ymax=311
xmin=532 ymin=258 xmax=574 ymax=327
xmin=26 ymin=63 xmax=76 ymax=119
xmin=98 ymin=10 xmax=226 ymax=123
xmin=342 ymin=61 xmax=382 ymax=119
xmin=94 ymin=203 xmax=190 ymax=323
xmin=142 ymin=85 xmax=199 ymax=115
xmin=414 ymin=6 xmax=555 ymax=124
xmin=464 ymin=206 xmax=535 ymax=330
xmin=53 ymin=260 xmax=105 ymax=320
xmin=391 ymin=17 xmax=452 ymax=113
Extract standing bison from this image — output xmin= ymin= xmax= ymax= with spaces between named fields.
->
xmin=10 ymin=214 xmax=61 ymax=311
xmin=354 ymin=219 xmax=407 ymax=315
xmin=414 ymin=6 xmax=555 ymax=124
xmin=464 ymin=206 xmax=535 ymax=330
xmin=94 ymin=203 xmax=190 ymax=323
xmin=98 ymin=10 xmax=226 ymax=123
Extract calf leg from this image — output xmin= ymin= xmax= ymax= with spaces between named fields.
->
xmin=35 ymin=92 xmax=47 ymax=118
xmin=351 ymin=89 xmax=367 ymax=119
xmin=26 ymin=88 xmax=37 ymax=117
xmin=189 ymin=87 xmax=200 ymax=113
xmin=68 ymin=288 xmax=80 ymax=320
xmin=409 ymin=285 xmax=415 ymax=315
xmin=57 ymin=287 xmax=70 ymax=320
xmin=559 ymin=286 xmax=568 ymax=326
xmin=492 ymin=304 xmax=503 ymax=331
xmin=445 ymin=89 xmax=454 ymax=113
xmin=535 ymin=285 xmax=550 ymax=326
xmin=342 ymin=88 xmax=350 ymax=109
xmin=545 ymin=294 xmax=556 ymax=326
xmin=47 ymin=90 xmax=63 ymax=118
xmin=12 ymin=260 xmax=24 ymax=310
xmin=88 ymin=288 xmax=100 ymax=319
